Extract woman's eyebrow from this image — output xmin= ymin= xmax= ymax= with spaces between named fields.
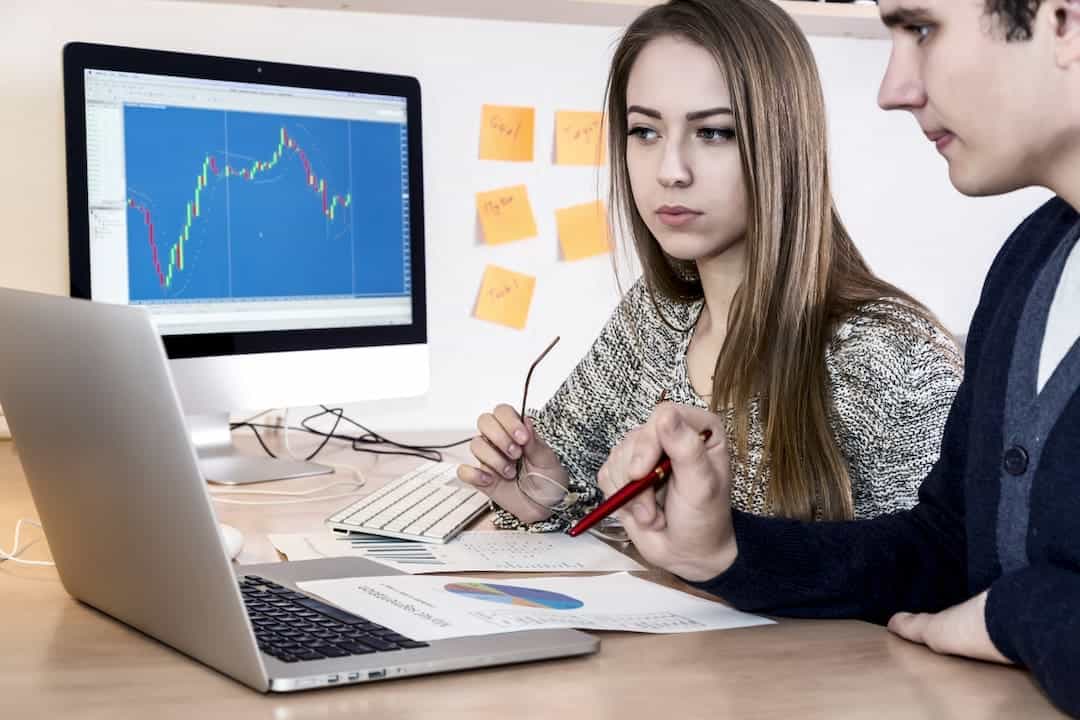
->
xmin=626 ymin=105 xmax=733 ymax=120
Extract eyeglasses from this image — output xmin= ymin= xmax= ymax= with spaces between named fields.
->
xmin=514 ymin=337 xmax=629 ymax=544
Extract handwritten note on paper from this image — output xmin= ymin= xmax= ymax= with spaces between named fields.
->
xmin=476 ymin=185 xmax=538 ymax=246
xmin=474 ymin=265 xmax=536 ymax=331
xmin=555 ymin=201 xmax=611 ymax=261
xmin=479 ymin=104 xmax=535 ymax=162
xmin=555 ymin=110 xmax=605 ymax=166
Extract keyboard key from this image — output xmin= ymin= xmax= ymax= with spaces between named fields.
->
xmin=354 ymin=636 xmax=399 ymax=652
xmin=397 ymin=640 xmax=430 ymax=649
xmin=294 ymin=597 xmax=369 ymax=625
xmin=338 ymin=641 xmax=377 ymax=655
xmin=311 ymin=645 xmax=350 ymax=658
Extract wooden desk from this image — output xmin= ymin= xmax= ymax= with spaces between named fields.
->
xmin=0 ymin=435 xmax=1063 ymax=719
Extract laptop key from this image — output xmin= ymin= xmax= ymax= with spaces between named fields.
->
xmin=355 ymin=636 xmax=399 ymax=652
xmin=398 ymin=640 xmax=430 ymax=649
xmin=294 ymin=597 xmax=369 ymax=625
xmin=338 ymin=641 xmax=376 ymax=655
xmin=311 ymin=645 xmax=349 ymax=658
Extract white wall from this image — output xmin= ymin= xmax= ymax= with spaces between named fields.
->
xmin=0 ymin=0 xmax=1050 ymax=434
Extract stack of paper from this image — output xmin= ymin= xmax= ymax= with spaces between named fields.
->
xmin=269 ymin=530 xmax=645 ymax=574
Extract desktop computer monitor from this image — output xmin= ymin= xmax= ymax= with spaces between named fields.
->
xmin=62 ymin=42 xmax=428 ymax=485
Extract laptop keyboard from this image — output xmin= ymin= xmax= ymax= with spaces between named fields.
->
xmin=240 ymin=575 xmax=429 ymax=663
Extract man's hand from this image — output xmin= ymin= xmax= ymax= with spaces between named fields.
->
xmin=887 ymin=590 xmax=1012 ymax=664
xmin=595 ymin=403 xmax=736 ymax=582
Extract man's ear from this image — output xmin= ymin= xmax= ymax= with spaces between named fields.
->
xmin=1051 ymin=0 xmax=1080 ymax=68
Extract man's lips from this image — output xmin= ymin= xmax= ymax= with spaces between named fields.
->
xmin=925 ymin=130 xmax=955 ymax=152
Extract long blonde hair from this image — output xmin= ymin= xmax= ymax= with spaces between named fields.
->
xmin=605 ymin=0 xmax=943 ymax=521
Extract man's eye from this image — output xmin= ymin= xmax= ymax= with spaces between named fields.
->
xmin=907 ymin=24 xmax=933 ymax=43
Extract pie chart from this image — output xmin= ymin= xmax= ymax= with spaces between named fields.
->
xmin=444 ymin=581 xmax=584 ymax=610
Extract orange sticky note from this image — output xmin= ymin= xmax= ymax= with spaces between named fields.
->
xmin=474 ymin=265 xmax=536 ymax=331
xmin=476 ymin=185 xmax=538 ymax=245
xmin=555 ymin=201 xmax=611 ymax=261
xmin=555 ymin=110 xmax=605 ymax=166
xmin=479 ymin=104 xmax=535 ymax=162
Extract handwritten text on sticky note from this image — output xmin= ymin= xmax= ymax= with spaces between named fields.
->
xmin=476 ymin=185 xmax=538 ymax=246
xmin=556 ymin=111 xmax=605 ymax=166
xmin=555 ymin=201 xmax=610 ymax=261
xmin=479 ymin=105 xmax=535 ymax=162
xmin=474 ymin=265 xmax=536 ymax=331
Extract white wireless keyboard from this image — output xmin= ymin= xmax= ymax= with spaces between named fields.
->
xmin=325 ymin=461 xmax=488 ymax=544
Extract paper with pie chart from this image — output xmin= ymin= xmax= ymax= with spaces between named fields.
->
xmin=298 ymin=572 xmax=774 ymax=641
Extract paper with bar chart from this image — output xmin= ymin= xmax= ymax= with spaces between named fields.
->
xmin=269 ymin=530 xmax=644 ymax=573
xmin=298 ymin=572 xmax=774 ymax=641
xmin=123 ymin=105 xmax=410 ymax=302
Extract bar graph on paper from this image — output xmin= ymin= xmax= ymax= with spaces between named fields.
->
xmin=268 ymin=530 xmax=645 ymax=573
xmin=123 ymin=106 xmax=411 ymax=302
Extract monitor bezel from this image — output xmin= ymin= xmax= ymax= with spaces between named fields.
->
xmin=63 ymin=41 xmax=427 ymax=359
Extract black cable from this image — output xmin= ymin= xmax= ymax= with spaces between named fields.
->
xmin=234 ymin=421 xmax=279 ymax=459
xmin=231 ymin=407 xmax=474 ymax=464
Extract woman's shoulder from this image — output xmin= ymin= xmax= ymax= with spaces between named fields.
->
xmin=827 ymin=299 xmax=963 ymax=388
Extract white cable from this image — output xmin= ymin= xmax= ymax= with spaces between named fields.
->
xmin=214 ymin=407 xmax=365 ymax=504
xmin=0 ymin=519 xmax=55 ymax=567
xmin=236 ymin=408 xmax=276 ymax=426
xmin=208 ymin=467 xmax=366 ymax=505
xmin=283 ymin=406 xmax=298 ymax=460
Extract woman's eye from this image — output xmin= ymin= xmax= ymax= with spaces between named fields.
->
xmin=697 ymin=127 xmax=735 ymax=142
xmin=628 ymin=126 xmax=658 ymax=142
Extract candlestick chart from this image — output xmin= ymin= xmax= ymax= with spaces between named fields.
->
xmin=123 ymin=106 xmax=409 ymax=302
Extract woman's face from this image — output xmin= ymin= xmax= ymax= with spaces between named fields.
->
xmin=625 ymin=34 xmax=749 ymax=262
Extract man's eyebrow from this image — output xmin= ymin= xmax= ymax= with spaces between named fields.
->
xmin=881 ymin=7 xmax=934 ymax=29
xmin=627 ymin=105 xmax=733 ymax=120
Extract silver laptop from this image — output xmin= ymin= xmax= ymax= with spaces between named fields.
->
xmin=0 ymin=288 xmax=598 ymax=692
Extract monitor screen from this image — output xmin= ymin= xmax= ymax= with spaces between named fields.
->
xmin=65 ymin=43 xmax=426 ymax=360
xmin=63 ymin=44 xmax=430 ymax=481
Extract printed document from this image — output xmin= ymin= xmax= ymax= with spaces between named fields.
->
xmin=270 ymin=530 xmax=644 ymax=573
xmin=297 ymin=572 xmax=774 ymax=641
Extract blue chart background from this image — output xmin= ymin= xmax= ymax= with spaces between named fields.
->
xmin=124 ymin=105 xmax=408 ymax=303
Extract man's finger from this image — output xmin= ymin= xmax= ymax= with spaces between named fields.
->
xmin=626 ymin=487 xmax=660 ymax=527
xmin=652 ymin=406 xmax=729 ymax=504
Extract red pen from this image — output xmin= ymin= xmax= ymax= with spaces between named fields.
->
xmin=568 ymin=429 xmax=713 ymax=537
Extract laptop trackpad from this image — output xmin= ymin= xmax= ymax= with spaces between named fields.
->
xmin=236 ymin=556 xmax=405 ymax=587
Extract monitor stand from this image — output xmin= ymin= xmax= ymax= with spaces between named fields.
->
xmin=187 ymin=412 xmax=333 ymax=485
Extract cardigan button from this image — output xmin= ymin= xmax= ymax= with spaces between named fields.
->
xmin=1003 ymin=445 xmax=1029 ymax=476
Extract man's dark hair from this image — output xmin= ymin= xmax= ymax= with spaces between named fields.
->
xmin=986 ymin=0 xmax=1044 ymax=41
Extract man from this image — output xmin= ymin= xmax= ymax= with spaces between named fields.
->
xmin=595 ymin=1 xmax=1080 ymax=716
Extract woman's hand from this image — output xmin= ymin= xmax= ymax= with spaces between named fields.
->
xmin=457 ymin=404 xmax=570 ymax=524
xmin=597 ymin=403 xmax=737 ymax=581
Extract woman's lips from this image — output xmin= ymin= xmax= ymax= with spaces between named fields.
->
xmin=656 ymin=205 xmax=703 ymax=227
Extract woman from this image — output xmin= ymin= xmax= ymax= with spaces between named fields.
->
xmin=458 ymin=0 xmax=962 ymax=530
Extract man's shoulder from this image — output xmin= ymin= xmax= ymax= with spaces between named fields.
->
xmin=994 ymin=196 xmax=1078 ymax=272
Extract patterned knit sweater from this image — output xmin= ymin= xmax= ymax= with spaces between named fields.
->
xmin=494 ymin=278 xmax=963 ymax=531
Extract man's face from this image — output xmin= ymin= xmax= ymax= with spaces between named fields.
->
xmin=877 ymin=0 xmax=1065 ymax=196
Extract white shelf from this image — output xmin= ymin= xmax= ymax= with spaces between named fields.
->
xmin=166 ymin=0 xmax=887 ymax=40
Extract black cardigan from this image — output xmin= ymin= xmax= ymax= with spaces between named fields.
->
xmin=693 ymin=197 xmax=1080 ymax=717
